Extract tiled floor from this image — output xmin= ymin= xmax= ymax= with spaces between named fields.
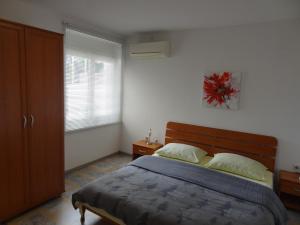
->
xmin=5 ymin=153 xmax=300 ymax=225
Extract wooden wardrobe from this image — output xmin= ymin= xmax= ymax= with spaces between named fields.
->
xmin=0 ymin=19 xmax=64 ymax=221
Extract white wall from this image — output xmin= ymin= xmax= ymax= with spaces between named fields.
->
xmin=2 ymin=0 xmax=300 ymax=171
xmin=0 ymin=0 xmax=63 ymax=33
xmin=0 ymin=0 xmax=122 ymax=170
xmin=65 ymin=124 xmax=121 ymax=170
xmin=122 ymin=19 xmax=300 ymax=171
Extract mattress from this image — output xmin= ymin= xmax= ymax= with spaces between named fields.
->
xmin=77 ymin=155 xmax=273 ymax=224
xmin=153 ymin=154 xmax=274 ymax=189
xmin=72 ymin=156 xmax=286 ymax=225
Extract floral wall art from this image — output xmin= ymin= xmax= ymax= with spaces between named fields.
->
xmin=202 ymin=72 xmax=241 ymax=110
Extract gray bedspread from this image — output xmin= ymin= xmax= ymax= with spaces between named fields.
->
xmin=72 ymin=156 xmax=287 ymax=225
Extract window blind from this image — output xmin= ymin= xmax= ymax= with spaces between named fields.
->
xmin=64 ymin=28 xmax=122 ymax=132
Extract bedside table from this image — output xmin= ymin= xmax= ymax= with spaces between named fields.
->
xmin=279 ymin=170 xmax=300 ymax=211
xmin=132 ymin=140 xmax=163 ymax=160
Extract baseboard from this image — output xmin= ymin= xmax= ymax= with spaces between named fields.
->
xmin=119 ymin=149 xmax=132 ymax=155
xmin=65 ymin=151 xmax=128 ymax=174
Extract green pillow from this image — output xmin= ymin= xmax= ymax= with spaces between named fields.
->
xmin=205 ymin=153 xmax=267 ymax=181
xmin=155 ymin=143 xmax=207 ymax=163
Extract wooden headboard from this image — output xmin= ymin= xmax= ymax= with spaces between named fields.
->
xmin=165 ymin=122 xmax=277 ymax=171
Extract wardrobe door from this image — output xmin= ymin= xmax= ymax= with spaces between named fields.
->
xmin=25 ymin=27 xmax=64 ymax=206
xmin=0 ymin=21 xmax=28 ymax=221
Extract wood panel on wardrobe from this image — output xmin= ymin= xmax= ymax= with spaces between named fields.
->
xmin=0 ymin=20 xmax=28 ymax=221
xmin=25 ymin=27 xmax=64 ymax=207
xmin=0 ymin=19 xmax=64 ymax=222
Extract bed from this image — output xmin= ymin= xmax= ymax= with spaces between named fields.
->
xmin=72 ymin=121 xmax=287 ymax=225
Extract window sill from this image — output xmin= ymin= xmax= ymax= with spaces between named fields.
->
xmin=65 ymin=122 xmax=121 ymax=135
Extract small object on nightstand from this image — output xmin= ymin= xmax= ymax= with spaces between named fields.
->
xmin=279 ymin=170 xmax=300 ymax=211
xmin=146 ymin=128 xmax=152 ymax=144
xmin=132 ymin=140 xmax=163 ymax=160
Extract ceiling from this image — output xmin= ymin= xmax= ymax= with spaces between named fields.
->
xmin=21 ymin=0 xmax=300 ymax=35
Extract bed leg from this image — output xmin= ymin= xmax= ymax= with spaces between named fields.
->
xmin=79 ymin=204 xmax=86 ymax=224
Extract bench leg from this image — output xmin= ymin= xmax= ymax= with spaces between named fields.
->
xmin=79 ymin=204 xmax=86 ymax=224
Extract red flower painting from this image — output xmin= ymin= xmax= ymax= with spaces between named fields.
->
xmin=202 ymin=72 xmax=241 ymax=110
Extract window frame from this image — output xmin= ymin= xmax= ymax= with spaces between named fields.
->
xmin=64 ymin=31 xmax=122 ymax=133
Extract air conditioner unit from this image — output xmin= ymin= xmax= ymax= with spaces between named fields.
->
xmin=128 ymin=41 xmax=170 ymax=58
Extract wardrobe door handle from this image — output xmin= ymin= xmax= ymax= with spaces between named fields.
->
xmin=23 ymin=115 xmax=27 ymax=128
xmin=30 ymin=114 xmax=35 ymax=128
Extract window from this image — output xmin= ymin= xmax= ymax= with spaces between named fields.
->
xmin=64 ymin=29 xmax=122 ymax=132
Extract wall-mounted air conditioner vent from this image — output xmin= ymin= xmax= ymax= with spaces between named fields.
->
xmin=128 ymin=41 xmax=170 ymax=58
